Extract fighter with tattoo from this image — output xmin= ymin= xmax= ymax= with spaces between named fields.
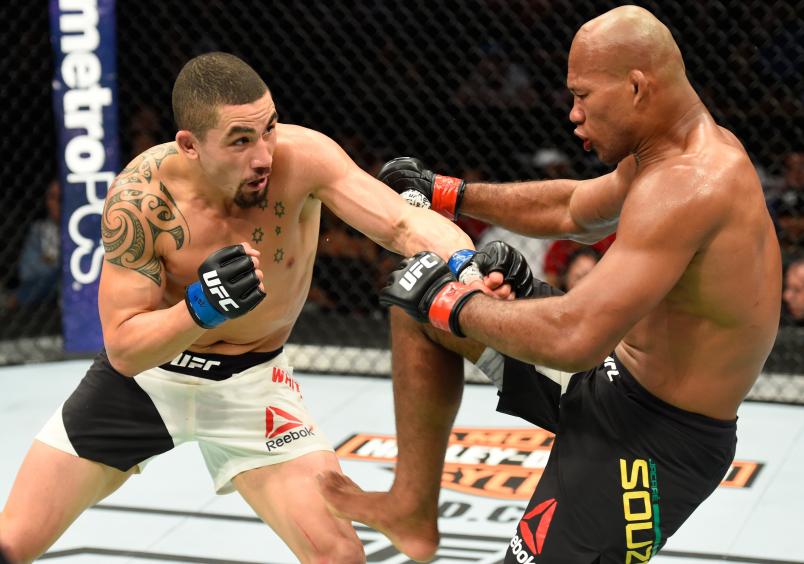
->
xmin=0 ymin=52 xmax=493 ymax=563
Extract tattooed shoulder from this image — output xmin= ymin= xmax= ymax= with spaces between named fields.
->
xmin=102 ymin=180 xmax=189 ymax=286
xmin=116 ymin=143 xmax=178 ymax=187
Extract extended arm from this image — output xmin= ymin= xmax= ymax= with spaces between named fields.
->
xmin=458 ymin=170 xmax=716 ymax=370
xmin=382 ymin=168 xmax=722 ymax=372
xmin=380 ymin=156 xmax=636 ymax=244
xmin=307 ymin=132 xmax=475 ymax=260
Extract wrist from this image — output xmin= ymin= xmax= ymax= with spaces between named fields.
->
xmin=185 ymin=281 xmax=226 ymax=329
xmin=427 ymin=282 xmax=481 ymax=337
xmin=448 ymin=249 xmax=482 ymax=284
xmin=432 ymin=175 xmax=465 ymax=220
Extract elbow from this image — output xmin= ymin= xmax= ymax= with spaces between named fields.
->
xmin=547 ymin=328 xmax=610 ymax=373
xmin=104 ymin=338 xmax=137 ymax=377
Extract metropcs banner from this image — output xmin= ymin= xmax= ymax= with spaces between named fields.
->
xmin=50 ymin=0 xmax=119 ymax=353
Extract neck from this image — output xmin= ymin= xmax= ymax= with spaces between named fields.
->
xmin=632 ymin=85 xmax=709 ymax=169
xmin=181 ymin=156 xmax=238 ymax=213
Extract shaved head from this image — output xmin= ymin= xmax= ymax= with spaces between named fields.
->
xmin=571 ymin=6 xmax=685 ymax=83
xmin=566 ymin=6 xmax=701 ymax=165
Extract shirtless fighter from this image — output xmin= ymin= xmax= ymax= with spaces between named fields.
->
xmin=0 ymin=52 xmax=487 ymax=563
xmin=320 ymin=6 xmax=782 ymax=562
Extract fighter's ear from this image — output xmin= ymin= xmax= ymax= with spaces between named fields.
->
xmin=176 ymin=129 xmax=200 ymax=160
xmin=629 ymin=70 xmax=648 ymax=107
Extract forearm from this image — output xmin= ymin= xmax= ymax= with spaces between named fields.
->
xmin=392 ymin=205 xmax=475 ymax=260
xmin=460 ymin=179 xmax=578 ymax=237
xmin=104 ymin=302 xmax=206 ymax=376
xmin=457 ymin=294 xmax=604 ymax=372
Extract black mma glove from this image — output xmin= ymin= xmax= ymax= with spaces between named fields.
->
xmin=448 ymin=241 xmax=564 ymax=299
xmin=185 ymin=244 xmax=265 ymax=329
xmin=378 ymin=157 xmax=466 ymax=220
xmin=379 ymin=251 xmax=481 ymax=337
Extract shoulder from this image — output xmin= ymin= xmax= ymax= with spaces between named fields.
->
xmin=275 ymin=124 xmax=352 ymax=185
xmin=633 ymin=142 xmax=749 ymax=208
xmin=110 ymin=142 xmax=180 ymax=195
xmin=103 ymin=143 xmax=188 ymax=266
xmin=276 ymin=124 xmax=346 ymax=163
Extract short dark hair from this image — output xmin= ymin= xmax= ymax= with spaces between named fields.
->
xmin=172 ymin=52 xmax=269 ymax=138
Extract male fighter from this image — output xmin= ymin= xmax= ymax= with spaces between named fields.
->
xmin=320 ymin=6 xmax=782 ymax=562
xmin=0 ymin=52 xmax=490 ymax=563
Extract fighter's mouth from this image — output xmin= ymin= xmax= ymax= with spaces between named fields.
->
xmin=574 ymin=130 xmax=592 ymax=152
xmin=245 ymin=176 xmax=269 ymax=190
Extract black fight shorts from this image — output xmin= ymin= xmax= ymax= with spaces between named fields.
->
xmin=477 ymin=350 xmax=737 ymax=563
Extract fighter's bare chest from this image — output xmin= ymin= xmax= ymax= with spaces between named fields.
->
xmin=162 ymin=197 xmax=309 ymax=287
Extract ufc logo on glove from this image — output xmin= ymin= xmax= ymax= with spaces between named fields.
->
xmin=202 ymin=270 xmax=240 ymax=311
xmin=400 ymin=254 xmax=440 ymax=291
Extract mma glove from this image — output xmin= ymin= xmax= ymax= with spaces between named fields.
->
xmin=379 ymin=251 xmax=481 ymax=337
xmin=378 ymin=157 xmax=466 ymax=220
xmin=185 ymin=244 xmax=265 ymax=329
xmin=448 ymin=241 xmax=565 ymax=299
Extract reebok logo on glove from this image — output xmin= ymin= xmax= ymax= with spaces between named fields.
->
xmin=202 ymin=270 xmax=239 ymax=311
xmin=400 ymin=254 xmax=441 ymax=291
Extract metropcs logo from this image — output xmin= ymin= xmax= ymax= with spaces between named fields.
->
xmin=334 ymin=427 xmax=764 ymax=499
xmin=56 ymin=0 xmax=118 ymax=286
xmin=265 ymin=406 xmax=315 ymax=452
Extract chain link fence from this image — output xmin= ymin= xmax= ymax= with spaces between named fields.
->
xmin=2 ymin=1 xmax=803 ymax=402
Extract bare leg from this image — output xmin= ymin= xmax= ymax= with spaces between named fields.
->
xmin=0 ymin=441 xmax=133 ymax=563
xmin=234 ymin=451 xmax=364 ymax=563
xmin=319 ymin=307 xmax=484 ymax=561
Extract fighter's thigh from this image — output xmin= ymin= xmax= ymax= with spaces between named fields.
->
xmin=0 ymin=440 xmax=133 ymax=562
xmin=390 ymin=306 xmax=486 ymax=363
xmin=233 ymin=451 xmax=364 ymax=563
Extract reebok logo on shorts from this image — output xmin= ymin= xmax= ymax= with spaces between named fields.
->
xmin=511 ymin=498 xmax=557 ymax=559
xmin=264 ymin=405 xmax=315 ymax=451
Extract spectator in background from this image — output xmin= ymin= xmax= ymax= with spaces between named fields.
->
xmin=452 ymin=42 xmax=539 ymax=109
xmin=782 ymin=258 xmax=804 ymax=327
xmin=10 ymin=179 xmax=60 ymax=308
xmin=774 ymin=151 xmax=804 ymax=253
xmin=561 ymin=246 xmax=601 ymax=292
xmin=543 ymin=233 xmax=616 ymax=289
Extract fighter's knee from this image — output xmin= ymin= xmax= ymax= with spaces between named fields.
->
xmin=0 ymin=513 xmax=47 ymax=563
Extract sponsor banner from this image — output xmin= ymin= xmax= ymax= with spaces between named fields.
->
xmin=50 ymin=0 xmax=120 ymax=352
xmin=335 ymin=427 xmax=764 ymax=499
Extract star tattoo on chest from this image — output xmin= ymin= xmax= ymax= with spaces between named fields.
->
xmin=274 ymin=201 xmax=286 ymax=217
xmin=273 ymin=248 xmax=284 ymax=263
xmin=252 ymin=227 xmax=264 ymax=244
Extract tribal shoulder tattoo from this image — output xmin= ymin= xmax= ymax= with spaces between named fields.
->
xmin=103 ymin=147 xmax=187 ymax=286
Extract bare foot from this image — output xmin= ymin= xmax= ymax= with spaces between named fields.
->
xmin=317 ymin=471 xmax=440 ymax=562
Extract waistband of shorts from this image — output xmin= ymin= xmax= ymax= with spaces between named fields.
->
xmin=156 ymin=347 xmax=284 ymax=380
xmin=610 ymin=354 xmax=737 ymax=434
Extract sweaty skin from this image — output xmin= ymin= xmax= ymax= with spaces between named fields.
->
xmin=318 ymin=6 xmax=782 ymax=561
xmin=99 ymin=92 xmax=474 ymax=376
